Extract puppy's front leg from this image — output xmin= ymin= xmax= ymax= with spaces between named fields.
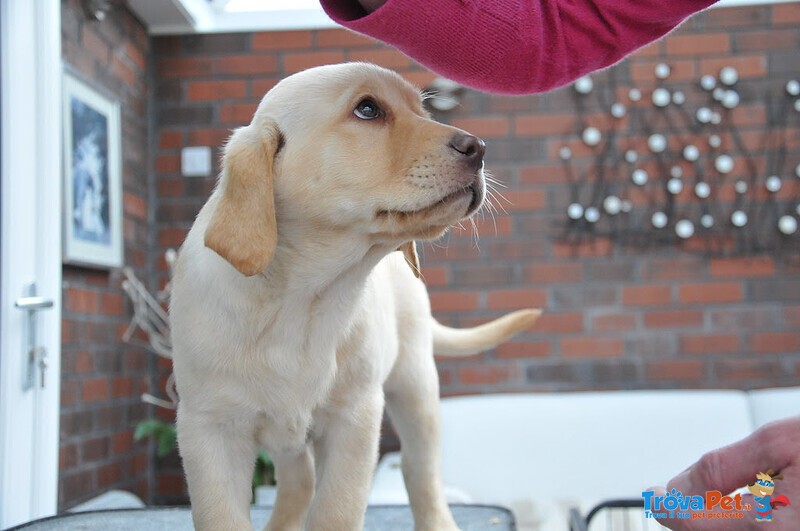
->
xmin=177 ymin=406 xmax=257 ymax=531
xmin=306 ymin=393 xmax=384 ymax=531
xmin=263 ymin=445 xmax=314 ymax=531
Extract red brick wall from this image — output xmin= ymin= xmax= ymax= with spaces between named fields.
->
xmin=150 ymin=2 xmax=800 ymax=501
xmin=59 ymin=0 xmax=152 ymax=509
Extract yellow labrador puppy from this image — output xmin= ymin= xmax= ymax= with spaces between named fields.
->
xmin=170 ymin=63 xmax=539 ymax=531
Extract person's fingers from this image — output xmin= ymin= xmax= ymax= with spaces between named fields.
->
xmin=667 ymin=417 xmax=800 ymax=497
xmin=652 ymin=417 xmax=800 ymax=531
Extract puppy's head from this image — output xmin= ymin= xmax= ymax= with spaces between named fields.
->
xmin=205 ymin=63 xmax=486 ymax=277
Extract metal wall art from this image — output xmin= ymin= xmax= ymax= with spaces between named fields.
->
xmin=559 ymin=64 xmax=799 ymax=258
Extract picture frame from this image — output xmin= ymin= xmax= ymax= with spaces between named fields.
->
xmin=62 ymin=72 xmax=123 ymax=269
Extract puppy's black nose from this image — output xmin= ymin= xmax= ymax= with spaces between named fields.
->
xmin=448 ymin=133 xmax=485 ymax=169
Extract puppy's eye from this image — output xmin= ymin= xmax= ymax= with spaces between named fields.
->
xmin=354 ymin=98 xmax=382 ymax=120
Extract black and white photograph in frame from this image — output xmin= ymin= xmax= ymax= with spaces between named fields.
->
xmin=62 ymin=72 xmax=122 ymax=268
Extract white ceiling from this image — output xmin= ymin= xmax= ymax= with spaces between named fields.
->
xmin=126 ymin=0 xmax=335 ymax=35
xmin=127 ymin=0 xmax=794 ymax=35
xmin=222 ymin=0 xmax=321 ymax=12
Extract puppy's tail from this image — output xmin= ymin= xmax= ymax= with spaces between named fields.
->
xmin=432 ymin=309 xmax=542 ymax=356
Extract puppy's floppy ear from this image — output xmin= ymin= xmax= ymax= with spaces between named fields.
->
xmin=205 ymin=119 xmax=282 ymax=276
xmin=398 ymin=241 xmax=421 ymax=278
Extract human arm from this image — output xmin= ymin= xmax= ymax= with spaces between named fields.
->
xmin=319 ymin=0 xmax=717 ymax=94
xmin=655 ymin=417 xmax=799 ymax=530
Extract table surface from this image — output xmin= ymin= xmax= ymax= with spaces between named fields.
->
xmin=11 ymin=505 xmax=516 ymax=531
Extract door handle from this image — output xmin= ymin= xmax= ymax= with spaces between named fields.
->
xmin=14 ymin=283 xmax=53 ymax=390
xmin=15 ymin=296 xmax=54 ymax=311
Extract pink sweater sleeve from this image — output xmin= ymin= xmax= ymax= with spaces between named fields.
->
xmin=320 ymin=0 xmax=717 ymax=94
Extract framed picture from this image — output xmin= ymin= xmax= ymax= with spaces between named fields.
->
xmin=62 ymin=72 xmax=123 ymax=269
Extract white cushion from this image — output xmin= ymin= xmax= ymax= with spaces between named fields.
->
xmin=369 ymin=452 xmax=407 ymax=505
xmin=369 ymin=388 xmax=800 ymax=530
xmin=68 ymin=490 xmax=145 ymax=512
xmin=747 ymin=387 xmax=800 ymax=428
xmin=370 ymin=452 xmax=473 ymax=505
xmin=438 ymin=391 xmax=753 ymax=505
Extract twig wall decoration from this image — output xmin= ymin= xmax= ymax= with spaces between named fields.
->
xmin=121 ymin=249 xmax=178 ymax=410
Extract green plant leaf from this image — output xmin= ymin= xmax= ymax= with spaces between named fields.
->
xmin=157 ymin=426 xmax=178 ymax=457
xmin=134 ymin=419 xmax=163 ymax=441
xmin=257 ymin=449 xmax=272 ymax=467
xmin=135 ymin=419 xmax=178 ymax=457
xmin=252 ymin=449 xmax=276 ymax=488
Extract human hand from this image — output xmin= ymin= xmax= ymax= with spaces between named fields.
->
xmin=653 ymin=416 xmax=799 ymax=530
xmin=356 ymin=0 xmax=386 ymax=13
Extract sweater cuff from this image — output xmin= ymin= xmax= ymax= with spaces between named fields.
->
xmin=320 ymin=0 xmax=522 ymax=89
xmin=320 ymin=0 xmax=448 ymax=45
xmin=319 ymin=0 xmax=370 ymax=22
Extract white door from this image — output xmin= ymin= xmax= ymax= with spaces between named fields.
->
xmin=0 ymin=0 xmax=63 ymax=527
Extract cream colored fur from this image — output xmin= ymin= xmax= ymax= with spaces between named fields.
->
xmin=170 ymin=63 xmax=539 ymax=531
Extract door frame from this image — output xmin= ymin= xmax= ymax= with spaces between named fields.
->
xmin=0 ymin=0 xmax=62 ymax=526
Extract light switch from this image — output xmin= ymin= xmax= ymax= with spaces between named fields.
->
xmin=181 ymin=146 xmax=212 ymax=177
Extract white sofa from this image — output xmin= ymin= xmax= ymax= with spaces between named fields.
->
xmin=369 ymin=387 xmax=800 ymax=530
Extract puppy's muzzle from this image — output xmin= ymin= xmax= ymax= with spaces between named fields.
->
xmin=449 ymin=132 xmax=486 ymax=216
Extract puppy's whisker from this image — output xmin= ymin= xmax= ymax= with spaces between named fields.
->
xmin=483 ymin=190 xmax=498 ymax=211
xmin=420 ymin=89 xmax=438 ymax=102
xmin=484 ymin=175 xmax=507 ymax=189
xmin=485 ymin=179 xmax=502 ymax=195
xmin=486 ymin=187 xmax=510 ymax=216
xmin=442 ymin=229 xmax=454 ymax=255
xmin=483 ymin=191 xmax=499 ymax=216
xmin=469 ymin=217 xmax=481 ymax=250
xmin=429 ymin=230 xmax=451 ymax=253
xmin=476 ymin=197 xmax=499 ymax=236
xmin=482 ymin=170 xmax=506 ymax=190
xmin=476 ymin=205 xmax=494 ymax=234
xmin=480 ymin=188 xmax=503 ymax=236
